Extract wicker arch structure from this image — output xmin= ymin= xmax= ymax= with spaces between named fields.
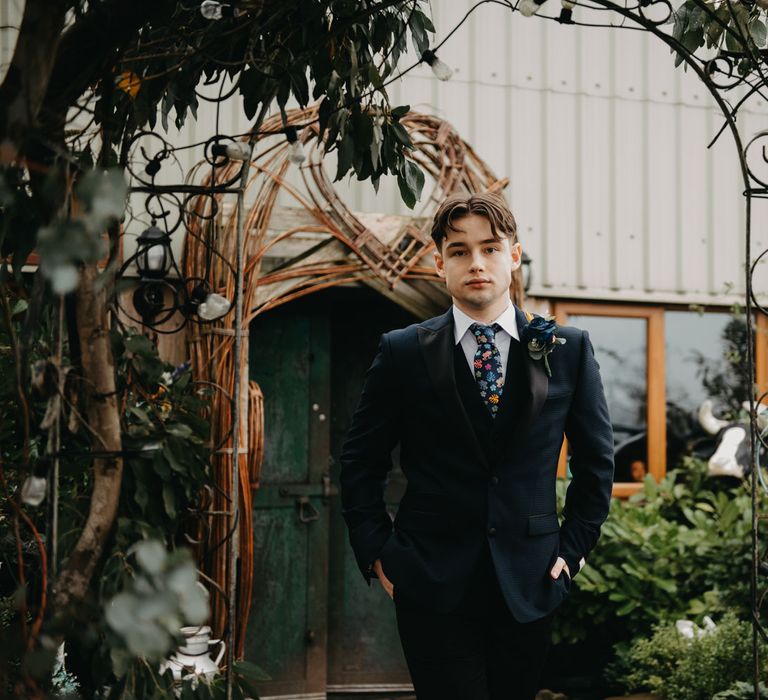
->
xmin=181 ymin=105 xmax=522 ymax=654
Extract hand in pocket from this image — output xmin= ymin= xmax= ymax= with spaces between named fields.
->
xmin=549 ymin=556 xmax=570 ymax=581
xmin=373 ymin=559 xmax=394 ymax=599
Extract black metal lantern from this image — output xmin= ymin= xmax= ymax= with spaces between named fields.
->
xmin=521 ymin=251 xmax=532 ymax=293
xmin=136 ymin=222 xmax=171 ymax=280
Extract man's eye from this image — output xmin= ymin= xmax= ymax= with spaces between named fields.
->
xmin=485 ymin=247 xmax=499 ymax=254
xmin=451 ymin=251 xmax=465 ymax=257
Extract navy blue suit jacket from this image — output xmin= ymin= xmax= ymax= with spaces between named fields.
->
xmin=339 ymin=305 xmax=615 ymax=622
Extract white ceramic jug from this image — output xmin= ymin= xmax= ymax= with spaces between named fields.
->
xmin=160 ymin=625 xmax=226 ymax=688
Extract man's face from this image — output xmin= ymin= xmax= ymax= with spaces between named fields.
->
xmin=434 ymin=213 xmax=522 ymax=315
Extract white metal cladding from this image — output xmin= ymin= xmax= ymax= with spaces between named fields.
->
xmin=2 ymin=1 xmax=767 ymax=306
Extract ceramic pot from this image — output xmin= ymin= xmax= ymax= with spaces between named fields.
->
xmin=160 ymin=625 xmax=225 ymax=687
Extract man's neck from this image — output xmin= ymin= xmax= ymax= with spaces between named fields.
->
xmin=453 ymin=297 xmax=512 ymax=325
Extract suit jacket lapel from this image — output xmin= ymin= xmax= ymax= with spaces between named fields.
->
xmin=417 ymin=311 xmax=490 ymax=471
xmin=513 ymin=304 xmax=548 ymax=429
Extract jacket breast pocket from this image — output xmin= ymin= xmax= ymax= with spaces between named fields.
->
xmin=528 ymin=512 xmax=560 ymax=536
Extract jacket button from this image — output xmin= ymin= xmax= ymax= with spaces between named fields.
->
xmin=490 ymin=475 xmax=499 ymax=485
xmin=488 ymin=527 xmax=497 ymax=537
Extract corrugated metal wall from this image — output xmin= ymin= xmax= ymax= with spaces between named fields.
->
xmin=375 ymin=1 xmax=766 ymax=307
xmin=2 ymin=1 xmax=766 ymax=306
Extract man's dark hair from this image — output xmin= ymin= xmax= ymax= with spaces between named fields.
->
xmin=430 ymin=192 xmax=518 ymax=250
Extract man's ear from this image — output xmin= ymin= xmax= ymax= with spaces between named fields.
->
xmin=434 ymin=250 xmax=446 ymax=278
xmin=510 ymin=242 xmax=523 ymax=270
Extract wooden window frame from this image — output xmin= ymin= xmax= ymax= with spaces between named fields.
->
xmin=756 ymin=313 xmax=768 ymax=398
xmin=553 ymin=302 xmax=666 ymax=499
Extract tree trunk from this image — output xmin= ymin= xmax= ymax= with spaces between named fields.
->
xmin=53 ymin=262 xmax=123 ymax=611
xmin=0 ymin=0 xmax=68 ymax=162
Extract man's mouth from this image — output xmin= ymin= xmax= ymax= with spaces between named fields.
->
xmin=466 ymin=279 xmax=490 ymax=286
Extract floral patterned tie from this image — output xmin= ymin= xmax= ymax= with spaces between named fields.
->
xmin=470 ymin=322 xmax=505 ymax=416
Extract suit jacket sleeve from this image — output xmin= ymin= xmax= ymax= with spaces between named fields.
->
xmin=339 ymin=333 xmax=400 ymax=584
xmin=559 ymin=329 xmax=615 ymax=577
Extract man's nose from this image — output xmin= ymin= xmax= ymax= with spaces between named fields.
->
xmin=468 ymin=252 xmax=485 ymax=271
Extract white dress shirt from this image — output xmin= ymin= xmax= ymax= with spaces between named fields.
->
xmin=452 ymin=301 xmax=519 ymax=376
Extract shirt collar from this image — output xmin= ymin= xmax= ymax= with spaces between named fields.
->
xmin=452 ymin=301 xmax=520 ymax=344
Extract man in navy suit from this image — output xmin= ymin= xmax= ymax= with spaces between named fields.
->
xmin=339 ymin=192 xmax=614 ymax=699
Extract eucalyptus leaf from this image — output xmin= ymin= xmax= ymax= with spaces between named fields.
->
xmin=162 ymin=481 xmax=176 ymax=519
xmin=403 ymin=160 xmax=425 ymax=200
xmin=234 ymin=660 xmax=272 ymax=682
xmin=334 ymin=132 xmax=354 ymax=180
xmin=134 ymin=539 xmax=167 ymax=575
xmin=76 ymin=168 xmax=128 ymax=231
xmin=396 ymin=171 xmax=416 ymax=209
xmin=751 ymin=18 xmax=767 ymax=47
xmin=390 ymin=104 xmax=410 ymax=119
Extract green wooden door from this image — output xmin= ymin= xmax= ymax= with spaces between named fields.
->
xmin=246 ymin=307 xmax=332 ymax=699
xmin=245 ymin=290 xmax=418 ymax=697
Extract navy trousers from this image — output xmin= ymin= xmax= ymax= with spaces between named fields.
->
xmin=393 ymin=544 xmax=555 ymax=700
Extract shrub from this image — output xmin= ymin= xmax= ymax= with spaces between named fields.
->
xmin=553 ymin=457 xmax=757 ymax=647
xmin=604 ymin=611 xmax=768 ymax=700
xmin=713 ymin=681 xmax=768 ymax=699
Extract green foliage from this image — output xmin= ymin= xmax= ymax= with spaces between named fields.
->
xmin=105 ymin=541 xmax=208 ymax=676
xmin=0 ymin=282 xmax=220 ymax=695
xmin=670 ymin=0 xmax=767 ymax=72
xmin=713 ymin=681 xmax=768 ymax=699
xmin=101 ymin=658 xmax=268 ymax=700
xmin=1 ymin=3 xmax=434 ymax=291
xmin=103 ymin=1 xmax=433 ymax=208
xmin=31 ymin=168 xmax=126 ymax=294
xmin=553 ymin=457 xmax=758 ymax=647
xmin=97 ymin=542 xmax=269 ymax=699
xmin=108 ymin=331 xmax=211 ymax=557
xmin=604 ymin=611 xmax=768 ymax=699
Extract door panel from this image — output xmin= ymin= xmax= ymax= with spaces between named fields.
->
xmin=245 ymin=290 xmax=419 ymax=696
xmin=246 ymin=309 xmax=330 ymax=698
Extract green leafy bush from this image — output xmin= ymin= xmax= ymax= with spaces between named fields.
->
xmin=603 ymin=611 xmax=768 ymax=699
xmin=553 ymin=457 xmax=758 ymax=647
xmin=713 ymin=681 xmax=768 ymax=699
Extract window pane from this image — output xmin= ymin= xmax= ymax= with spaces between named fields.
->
xmin=665 ymin=310 xmax=746 ymax=469
xmin=567 ymin=314 xmax=648 ymax=483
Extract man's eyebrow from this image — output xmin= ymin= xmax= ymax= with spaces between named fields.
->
xmin=446 ymin=238 xmax=501 ymax=248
